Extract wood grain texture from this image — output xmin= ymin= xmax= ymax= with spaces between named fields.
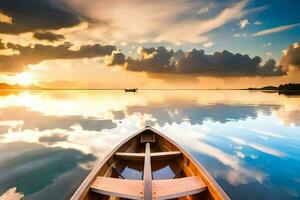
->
xmin=114 ymin=151 xmax=181 ymax=161
xmin=153 ymin=176 xmax=207 ymax=200
xmin=91 ymin=177 xmax=143 ymax=199
xmin=143 ymin=143 xmax=152 ymax=200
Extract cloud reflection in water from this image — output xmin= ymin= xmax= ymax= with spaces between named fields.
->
xmin=0 ymin=90 xmax=299 ymax=199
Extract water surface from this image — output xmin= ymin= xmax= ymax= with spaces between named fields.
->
xmin=0 ymin=90 xmax=300 ymax=200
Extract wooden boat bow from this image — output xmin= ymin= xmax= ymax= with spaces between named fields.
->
xmin=70 ymin=126 xmax=230 ymax=200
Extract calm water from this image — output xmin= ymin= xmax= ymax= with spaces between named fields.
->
xmin=0 ymin=90 xmax=300 ymax=200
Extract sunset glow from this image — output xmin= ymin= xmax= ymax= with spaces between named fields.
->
xmin=14 ymin=72 xmax=34 ymax=86
xmin=0 ymin=1 xmax=300 ymax=199
xmin=0 ymin=0 xmax=298 ymax=89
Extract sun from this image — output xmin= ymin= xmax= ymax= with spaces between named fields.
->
xmin=15 ymin=72 xmax=34 ymax=86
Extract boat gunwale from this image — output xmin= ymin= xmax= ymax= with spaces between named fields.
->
xmin=70 ymin=126 xmax=230 ymax=200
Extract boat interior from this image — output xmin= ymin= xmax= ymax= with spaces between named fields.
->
xmin=74 ymin=128 xmax=226 ymax=200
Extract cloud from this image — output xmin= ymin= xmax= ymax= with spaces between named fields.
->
xmin=0 ymin=48 xmax=20 ymax=56
xmin=126 ymin=47 xmax=176 ymax=73
xmin=0 ymin=0 xmax=80 ymax=34
xmin=253 ymin=22 xmax=300 ymax=36
xmin=262 ymin=43 xmax=272 ymax=47
xmin=280 ymin=42 xmax=300 ymax=70
xmin=127 ymin=104 xmax=279 ymax=126
xmin=175 ymin=49 xmax=285 ymax=76
xmin=254 ymin=21 xmax=262 ymax=25
xmin=233 ymin=33 xmax=247 ymax=37
xmin=60 ymin=0 xmax=250 ymax=44
xmin=240 ymin=19 xmax=249 ymax=29
xmin=38 ymin=134 xmax=69 ymax=145
xmin=0 ymin=187 xmax=23 ymax=200
xmin=0 ymin=41 xmax=115 ymax=72
xmin=228 ymin=137 xmax=286 ymax=158
xmin=33 ymin=32 xmax=65 ymax=42
xmin=266 ymin=52 xmax=272 ymax=57
xmin=0 ymin=107 xmax=117 ymax=131
xmin=203 ymin=42 xmax=214 ymax=48
xmin=158 ymin=0 xmax=249 ymax=44
xmin=160 ymin=124 xmax=266 ymax=186
xmin=236 ymin=151 xmax=245 ymax=159
xmin=277 ymin=108 xmax=300 ymax=126
xmin=112 ymin=46 xmax=286 ymax=77
xmin=251 ymin=128 xmax=284 ymax=138
xmin=0 ymin=21 xmax=90 ymax=48
xmin=198 ymin=3 xmax=215 ymax=15
xmin=0 ymin=141 xmax=96 ymax=196
xmin=0 ymin=11 xmax=12 ymax=24
xmin=107 ymin=50 xmax=126 ymax=66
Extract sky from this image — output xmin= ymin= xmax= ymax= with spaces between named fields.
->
xmin=0 ymin=0 xmax=299 ymax=89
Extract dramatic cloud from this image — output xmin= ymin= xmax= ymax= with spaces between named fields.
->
xmin=111 ymin=46 xmax=286 ymax=77
xmin=280 ymin=42 xmax=300 ymax=70
xmin=108 ymin=51 xmax=125 ymax=66
xmin=125 ymin=47 xmax=175 ymax=73
xmin=33 ymin=32 xmax=65 ymax=42
xmin=253 ymin=22 xmax=300 ymax=36
xmin=0 ymin=0 xmax=80 ymax=34
xmin=175 ymin=49 xmax=285 ymax=77
xmin=0 ymin=41 xmax=115 ymax=72
xmin=59 ymin=0 xmax=250 ymax=44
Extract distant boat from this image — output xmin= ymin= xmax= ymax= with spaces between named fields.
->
xmin=70 ymin=126 xmax=230 ymax=200
xmin=125 ymin=88 xmax=138 ymax=93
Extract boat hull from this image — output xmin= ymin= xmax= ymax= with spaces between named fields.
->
xmin=70 ymin=127 xmax=230 ymax=200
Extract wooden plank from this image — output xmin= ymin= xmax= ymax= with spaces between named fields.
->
xmin=143 ymin=143 xmax=152 ymax=200
xmin=151 ymin=151 xmax=181 ymax=160
xmin=114 ymin=151 xmax=181 ymax=161
xmin=152 ymin=176 xmax=207 ymax=200
xmin=90 ymin=177 xmax=143 ymax=199
xmin=115 ymin=152 xmax=145 ymax=161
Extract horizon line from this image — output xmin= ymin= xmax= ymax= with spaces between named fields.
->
xmin=0 ymin=88 xmax=273 ymax=91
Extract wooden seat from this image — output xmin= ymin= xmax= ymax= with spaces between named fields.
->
xmin=91 ymin=176 xmax=206 ymax=200
xmin=151 ymin=151 xmax=182 ymax=160
xmin=114 ymin=151 xmax=181 ymax=161
xmin=153 ymin=176 xmax=207 ymax=200
xmin=90 ymin=177 xmax=143 ymax=199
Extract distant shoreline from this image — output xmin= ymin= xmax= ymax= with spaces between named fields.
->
xmin=0 ymin=88 xmax=298 ymax=91
xmin=0 ymin=83 xmax=299 ymax=92
xmin=0 ymin=88 xmax=243 ymax=91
